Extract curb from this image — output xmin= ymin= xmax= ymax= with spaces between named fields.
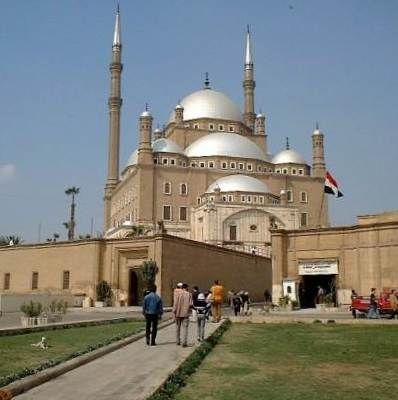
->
xmin=0 ymin=319 xmax=174 ymax=398
xmin=0 ymin=316 xmax=145 ymax=336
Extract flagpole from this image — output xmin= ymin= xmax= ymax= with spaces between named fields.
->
xmin=318 ymin=190 xmax=325 ymax=228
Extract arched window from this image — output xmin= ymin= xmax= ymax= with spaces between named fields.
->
xmin=180 ymin=183 xmax=188 ymax=196
xmin=164 ymin=182 xmax=171 ymax=195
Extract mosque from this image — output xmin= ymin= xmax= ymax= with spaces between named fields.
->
xmin=0 ymin=8 xmax=396 ymax=309
xmin=104 ymin=8 xmax=329 ymax=258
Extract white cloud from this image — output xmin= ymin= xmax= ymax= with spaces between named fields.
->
xmin=0 ymin=164 xmax=16 ymax=183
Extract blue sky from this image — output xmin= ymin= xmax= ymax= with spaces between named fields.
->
xmin=1 ymin=0 xmax=397 ymax=242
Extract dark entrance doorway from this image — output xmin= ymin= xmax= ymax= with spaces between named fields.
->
xmin=299 ymin=274 xmax=336 ymax=308
xmin=128 ymin=270 xmax=139 ymax=306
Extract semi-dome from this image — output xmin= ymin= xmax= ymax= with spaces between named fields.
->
xmin=185 ymin=132 xmax=268 ymax=161
xmin=206 ymin=174 xmax=269 ymax=194
xmin=126 ymin=149 xmax=138 ymax=166
xmin=272 ymin=149 xmax=307 ymax=165
xmin=152 ymin=138 xmax=184 ymax=154
xmin=126 ymin=139 xmax=184 ymax=167
xmin=168 ymin=89 xmax=242 ymax=123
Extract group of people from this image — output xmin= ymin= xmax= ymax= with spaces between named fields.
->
xmin=351 ymin=287 xmax=398 ymax=319
xmin=142 ymin=280 xmax=224 ymax=347
xmin=228 ymin=290 xmax=251 ymax=316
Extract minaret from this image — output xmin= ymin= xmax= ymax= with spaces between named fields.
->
xmin=174 ymin=103 xmax=184 ymax=126
xmin=104 ymin=4 xmax=123 ymax=230
xmin=312 ymin=123 xmax=326 ymax=178
xmin=243 ymin=26 xmax=256 ymax=130
xmin=137 ymin=105 xmax=153 ymax=165
xmin=255 ymin=111 xmax=267 ymax=153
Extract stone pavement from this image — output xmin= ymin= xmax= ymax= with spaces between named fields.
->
xmin=14 ymin=319 xmax=221 ymax=400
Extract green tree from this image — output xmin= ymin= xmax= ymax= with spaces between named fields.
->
xmin=140 ymin=260 xmax=159 ymax=290
xmin=65 ymin=186 xmax=80 ymax=240
xmin=96 ymin=280 xmax=113 ymax=304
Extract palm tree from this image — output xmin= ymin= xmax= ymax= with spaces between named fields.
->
xmin=65 ymin=187 xmax=80 ymax=240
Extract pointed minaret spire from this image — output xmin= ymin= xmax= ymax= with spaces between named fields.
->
xmin=104 ymin=4 xmax=123 ymax=230
xmin=113 ymin=3 xmax=121 ymax=49
xmin=245 ymin=25 xmax=253 ymax=67
xmin=286 ymin=137 xmax=290 ymax=150
xmin=204 ymin=72 xmax=211 ymax=89
xmin=243 ymin=26 xmax=256 ymax=130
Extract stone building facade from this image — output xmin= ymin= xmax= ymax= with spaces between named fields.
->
xmin=104 ymin=8 xmax=329 ymax=256
xmin=271 ymin=211 xmax=398 ymax=307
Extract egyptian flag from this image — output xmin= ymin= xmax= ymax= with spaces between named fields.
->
xmin=324 ymin=171 xmax=343 ymax=197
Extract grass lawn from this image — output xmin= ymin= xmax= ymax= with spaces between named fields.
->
xmin=176 ymin=323 xmax=398 ymax=400
xmin=0 ymin=320 xmax=144 ymax=383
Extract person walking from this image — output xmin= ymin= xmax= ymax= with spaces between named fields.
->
xmin=210 ymin=280 xmax=224 ymax=322
xmin=173 ymin=283 xmax=192 ymax=347
xmin=191 ymin=286 xmax=200 ymax=322
xmin=241 ymin=291 xmax=251 ymax=315
xmin=142 ymin=285 xmax=163 ymax=346
xmin=192 ymin=293 xmax=211 ymax=341
xmin=232 ymin=291 xmax=242 ymax=316
xmin=368 ymin=288 xmax=380 ymax=319
xmin=351 ymin=289 xmax=358 ymax=319
xmin=389 ymin=289 xmax=398 ymax=319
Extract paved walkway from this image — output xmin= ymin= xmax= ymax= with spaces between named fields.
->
xmin=15 ymin=319 xmax=221 ymax=400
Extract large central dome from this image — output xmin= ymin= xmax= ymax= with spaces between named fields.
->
xmin=185 ymin=132 xmax=268 ymax=161
xmin=169 ymin=89 xmax=243 ymax=123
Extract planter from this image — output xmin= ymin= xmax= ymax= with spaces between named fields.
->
xmin=36 ymin=317 xmax=48 ymax=326
xmin=48 ymin=314 xmax=63 ymax=323
xmin=95 ymin=301 xmax=105 ymax=308
xmin=21 ymin=317 xmax=37 ymax=327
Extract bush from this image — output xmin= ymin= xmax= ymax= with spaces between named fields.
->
xmin=278 ymin=295 xmax=290 ymax=307
xmin=96 ymin=280 xmax=113 ymax=303
xmin=20 ymin=301 xmax=43 ymax=318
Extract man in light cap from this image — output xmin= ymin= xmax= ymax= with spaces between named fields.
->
xmin=173 ymin=283 xmax=192 ymax=346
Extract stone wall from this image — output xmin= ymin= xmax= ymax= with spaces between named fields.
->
xmin=271 ymin=212 xmax=398 ymax=304
xmin=0 ymin=235 xmax=271 ymax=309
xmin=160 ymin=235 xmax=272 ymax=306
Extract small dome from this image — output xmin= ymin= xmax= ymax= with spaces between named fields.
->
xmin=126 ymin=139 xmax=184 ymax=167
xmin=256 ymin=112 xmax=265 ymax=118
xmin=185 ymin=132 xmax=268 ymax=161
xmin=206 ymin=174 xmax=269 ymax=194
xmin=312 ymin=128 xmax=323 ymax=136
xmin=175 ymin=104 xmax=184 ymax=110
xmin=272 ymin=149 xmax=307 ymax=165
xmin=127 ymin=149 xmax=138 ymax=166
xmin=140 ymin=110 xmax=152 ymax=118
xmin=153 ymin=138 xmax=184 ymax=154
xmin=168 ymin=89 xmax=242 ymax=123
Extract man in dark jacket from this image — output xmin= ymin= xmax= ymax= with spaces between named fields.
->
xmin=143 ymin=285 xmax=163 ymax=346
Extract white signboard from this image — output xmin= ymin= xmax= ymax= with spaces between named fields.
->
xmin=298 ymin=260 xmax=338 ymax=275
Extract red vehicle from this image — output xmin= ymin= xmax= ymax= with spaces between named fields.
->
xmin=351 ymin=293 xmax=392 ymax=317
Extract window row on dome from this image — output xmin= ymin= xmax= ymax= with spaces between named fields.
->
xmin=162 ymin=205 xmax=189 ymax=222
xmin=163 ymin=182 xmax=188 ymax=196
xmin=275 ymin=167 xmax=306 ymax=176
xmin=191 ymin=122 xmax=238 ymax=133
